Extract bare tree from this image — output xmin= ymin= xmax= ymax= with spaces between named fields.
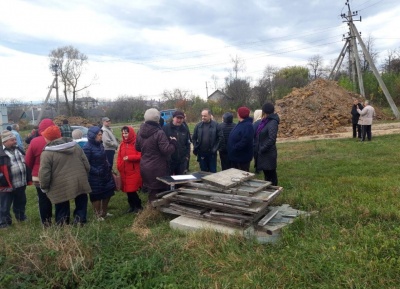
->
xmin=382 ymin=49 xmax=400 ymax=74
xmin=252 ymin=65 xmax=278 ymax=107
xmin=49 ymin=46 xmax=95 ymax=116
xmin=307 ymin=54 xmax=324 ymax=80
xmin=359 ymin=35 xmax=379 ymax=73
xmin=229 ymin=55 xmax=246 ymax=80
xmin=162 ymin=88 xmax=189 ymax=109
xmin=210 ymin=75 xmax=219 ymax=90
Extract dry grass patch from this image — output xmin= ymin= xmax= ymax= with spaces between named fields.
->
xmin=131 ymin=205 xmax=164 ymax=239
xmin=4 ymin=226 xmax=93 ymax=284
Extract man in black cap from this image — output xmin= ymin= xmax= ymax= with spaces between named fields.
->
xmin=162 ymin=111 xmax=191 ymax=175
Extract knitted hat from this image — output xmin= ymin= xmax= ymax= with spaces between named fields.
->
xmin=262 ymin=102 xmax=275 ymax=115
xmin=237 ymin=106 xmax=250 ymax=119
xmin=144 ymin=108 xmax=160 ymax=122
xmin=1 ymin=130 xmax=16 ymax=143
xmin=38 ymin=119 xmax=55 ymax=134
xmin=42 ymin=125 xmax=61 ymax=141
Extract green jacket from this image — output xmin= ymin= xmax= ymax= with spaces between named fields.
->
xmin=39 ymin=138 xmax=91 ymax=204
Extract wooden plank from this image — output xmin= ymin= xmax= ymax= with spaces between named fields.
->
xmin=169 ymin=203 xmax=207 ymax=215
xmin=209 ymin=210 xmax=254 ymax=221
xmin=258 ymin=208 xmax=280 ymax=226
xmin=201 ymin=168 xmax=254 ymax=189
xmin=151 ymin=198 xmax=168 ymax=207
xmin=178 ymin=188 xmax=264 ymax=203
xmin=171 ymin=194 xmax=264 ymax=214
xmin=184 ymin=182 xmax=233 ymax=194
xmin=231 ymin=179 xmax=272 ymax=195
xmin=210 ymin=197 xmax=252 ymax=207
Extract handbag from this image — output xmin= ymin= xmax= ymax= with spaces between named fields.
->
xmin=112 ymin=171 xmax=121 ymax=191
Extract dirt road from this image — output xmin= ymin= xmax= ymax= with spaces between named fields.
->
xmin=278 ymin=122 xmax=400 ymax=143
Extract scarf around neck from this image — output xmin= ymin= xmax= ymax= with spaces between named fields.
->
xmin=256 ymin=117 xmax=269 ymax=136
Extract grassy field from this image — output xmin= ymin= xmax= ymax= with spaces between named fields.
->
xmin=1 ymin=132 xmax=400 ymax=288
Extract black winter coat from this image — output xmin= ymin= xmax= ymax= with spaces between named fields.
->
xmin=163 ymin=123 xmax=190 ymax=164
xmin=136 ymin=121 xmax=176 ymax=190
xmin=218 ymin=118 xmax=236 ymax=153
xmin=192 ymin=120 xmax=223 ymax=155
xmin=254 ymin=113 xmax=280 ymax=171
xmin=83 ymin=126 xmax=115 ymax=195
xmin=351 ymin=103 xmax=364 ymax=124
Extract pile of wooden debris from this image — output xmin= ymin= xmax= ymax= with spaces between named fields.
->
xmin=153 ymin=169 xmax=307 ymax=235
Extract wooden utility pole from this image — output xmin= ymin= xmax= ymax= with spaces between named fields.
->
xmin=329 ymin=0 xmax=399 ymax=119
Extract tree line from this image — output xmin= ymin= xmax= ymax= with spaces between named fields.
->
xmin=30 ymin=41 xmax=400 ymax=122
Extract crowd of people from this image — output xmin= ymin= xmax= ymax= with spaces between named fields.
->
xmin=0 ymin=103 xmax=280 ymax=229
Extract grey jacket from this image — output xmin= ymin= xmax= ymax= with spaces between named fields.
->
xmin=101 ymin=126 xmax=119 ymax=150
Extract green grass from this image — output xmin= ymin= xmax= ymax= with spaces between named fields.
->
xmin=2 ymin=132 xmax=400 ymax=288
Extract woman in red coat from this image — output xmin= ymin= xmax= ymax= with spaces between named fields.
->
xmin=117 ymin=126 xmax=143 ymax=213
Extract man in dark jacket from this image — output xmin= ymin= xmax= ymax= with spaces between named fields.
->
xmin=192 ymin=109 xmax=223 ymax=173
xmin=163 ymin=111 xmax=191 ymax=175
xmin=228 ymin=107 xmax=254 ymax=172
xmin=218 ymin=112 xmax=236 ymax=170
xmin=351 ymin=99 xmax=363 ymax=139
xmin=0 ymin=130 xmax=29 ymax=229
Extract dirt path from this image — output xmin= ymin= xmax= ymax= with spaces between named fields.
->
xmin=278 ymin=122 xmax=400 ymax=143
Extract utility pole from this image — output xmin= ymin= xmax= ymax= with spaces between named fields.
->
xmin=330 ymin=0 xmax=399 ymax=119
xmin=37 ymin=64 xmax=59 ymax=123
xmin=205 ymin=81 xmax=209 ymax=97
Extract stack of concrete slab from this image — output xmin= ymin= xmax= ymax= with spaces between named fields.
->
xmin=154 ymin=168 xmax=308 ymax=243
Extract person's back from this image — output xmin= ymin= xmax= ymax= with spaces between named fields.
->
xmin=72 ymin=128 xmax=88 ymax=148
xmin=135 ymin=108 xmax=176 ymax=202
xmin=218 ymin=112 xmax=236 ymax=170
xmin=60 ymin=119 xmax=72 ymax=138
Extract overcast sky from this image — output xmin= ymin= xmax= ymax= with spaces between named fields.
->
xmin=1 ymin=0 xmax=399 ymax=103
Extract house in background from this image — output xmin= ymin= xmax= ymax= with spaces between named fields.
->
xmin=207 ymin=89 xmax=231 ymax=102
xmin=76 ymin=97 xmax=99 ymax=109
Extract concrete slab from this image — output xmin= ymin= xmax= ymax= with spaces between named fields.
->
xmin=170 ymin=216 xmax=280 ymax=244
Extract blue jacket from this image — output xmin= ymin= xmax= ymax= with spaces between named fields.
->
xmin=83 ymin=126 xmax=115 ymax=194
xmin=227 ymin=117 xmax=254 ymax=163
